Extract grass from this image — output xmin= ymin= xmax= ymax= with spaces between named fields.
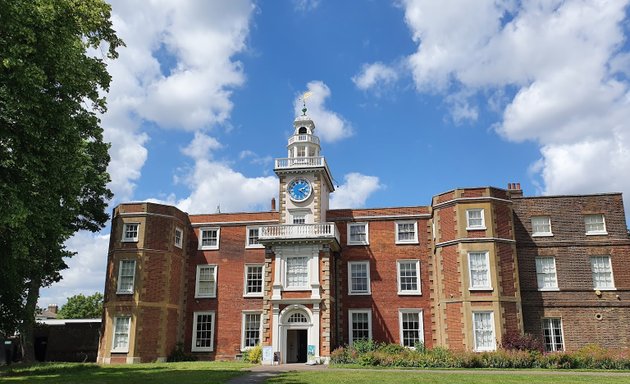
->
xmin=3 ymin=362 xmax=630 ymax=384
xmin=267 ymin=370 xmax=630 ymax=384
xmin=0 ymin=361 xmax=251 ymax=384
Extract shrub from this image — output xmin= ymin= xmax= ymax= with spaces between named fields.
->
xmin=243 ymin=345 xmax=262 ymax=364
xmin=167 ymin=343 xmax=197 ymax=362
xmin=501 ymin=332 xmax=544 ymax=352
xmin=352 ymin=339 xmax=378 ymax=354
xmin=377 ymin=343 xmax=406 ymax=355
xmin=331 ymin=341 xmax=630 ymax=370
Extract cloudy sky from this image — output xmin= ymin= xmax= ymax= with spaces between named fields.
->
xmin=39 ymin=0 xmax=630 ymax=307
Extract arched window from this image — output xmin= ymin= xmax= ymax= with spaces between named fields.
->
xmin=287 ymin=311 xmax=308 ymax=324
xmin=298 ymin=127 xmax=307 ymax=134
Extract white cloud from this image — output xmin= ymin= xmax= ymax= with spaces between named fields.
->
xmin=39 ymin=232 xmax=110 ymax=308
xmin=399 ymin=0 xmax=630 ymax=204
xmin=294 ymin=81 xmax=353 ymax=142
xmin=330 ymin=173 xmax=383 ymax=209
xmin=162 ymin=133 xmax=277 ymax=214
xmin=352 ymin=62 xmax=399 ymax=91
xmin=293 ymin=0 xmax=320 ymax=12
xmin=100 ymin=0 xmax=255 ymax=200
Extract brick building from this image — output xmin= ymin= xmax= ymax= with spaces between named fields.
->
xmin=97 ymin=112 xmax=630 ymax=364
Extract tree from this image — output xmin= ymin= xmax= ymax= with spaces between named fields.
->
xmin=0 ymin=0 xmax=122 ymax=361
xmin=57 ymin=292 xmax=104 ymax=319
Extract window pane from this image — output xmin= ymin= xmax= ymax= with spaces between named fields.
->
xmin=351 ymin=263 xmax=368 ymax=293
xmin=351 ymin=311 xmax=370 ymax=342
xmin=401 ymin=312 xmax=420 ymax=347
xmin=246 ymin=265 xmax=263 ymax=294
xmin=469 ymin=252 xmax=490 ymax=289
xmin=197 ymin=266 xmax=216 ymax=296
xmin=398 ymin=223 xmax=416 ymax=241
xmin=591 ymin=256 xmax=614 ymax=289
xmin=244 ymin=313 xmax=261 ymax=348
xmin=248 ymin=228 xmax=259 ymax=245
xmin=201 ymin=229 xmax=218 ymax=246
xmin=585 ymin=214 xmax=605 ymax=233
xmin=195 ymin=313 xmax=214 ymax=348
xmin=467 ymin=210 xmax=484 ymax=228
xmin=350 ymin=224 xmax=366 ymax=242
xmin=543 ymin=318 xmax=564 ymax=352
xmin=286 ymin=257 xmax=308 ymax=288
xmin=532 ymin=216 xmax=551 ymax=234
xmin=535 ymin=257 xmax=557 ymax=289
xmin=473 ymin=312 xmax=494 ymax=350
xmin=118 ymin=260 xmax=135 ymax=292
xmin=399 ymin=261 xmax=419 ymax=292
xmin=113 ymin=317 xmax=130 ymax=350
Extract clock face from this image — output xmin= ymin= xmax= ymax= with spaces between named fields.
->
xmin=288 ymin=178 xmax=312 ymax=202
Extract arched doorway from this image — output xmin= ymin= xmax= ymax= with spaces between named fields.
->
xmin=280 ymin=306 xmax=312 ymax=363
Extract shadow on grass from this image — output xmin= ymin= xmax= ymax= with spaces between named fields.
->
xmin=0 ymin=362 xmax=250 ymax=384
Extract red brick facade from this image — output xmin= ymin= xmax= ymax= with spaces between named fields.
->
xmin=96 ymin=187 xmax=630 ymax=363
xmin=97 ymin=117 xmax=630 ymax=364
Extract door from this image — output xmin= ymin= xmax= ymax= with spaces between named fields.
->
xmin=286 ymin=329 xmax=308 ymax=363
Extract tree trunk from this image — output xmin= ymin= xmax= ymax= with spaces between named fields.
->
xmin=20 ymin=277 xmax=41 ymax=363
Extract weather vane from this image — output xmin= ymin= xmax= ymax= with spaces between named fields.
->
xmin=301 ymin=91 xmax=312 ymax=115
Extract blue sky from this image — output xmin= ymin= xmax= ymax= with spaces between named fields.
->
xmin=39 ymin=0 xmax=630 ymax=308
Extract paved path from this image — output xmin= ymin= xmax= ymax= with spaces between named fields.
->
xmin=227 ymin=363 xmax=326 ymax=384
xmin=227 ymin=363 xmax=630 ymax=384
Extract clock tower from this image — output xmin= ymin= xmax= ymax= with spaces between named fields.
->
xmin=259 ymin=107 xmax=339 ymax=364
xmin=276 ymin=107 xmax=334 ymax=225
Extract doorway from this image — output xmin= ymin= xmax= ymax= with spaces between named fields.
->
xmin=286 ymin=329 xmax=307 ymax=363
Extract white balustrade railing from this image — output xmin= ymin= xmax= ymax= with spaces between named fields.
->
xmin=275 ymin=156 xmax=327 ymax=169
xmin=288 ymin=134 xmax=320 ymax=146
xmin=259 ymin=223 xmax=340 ymax=243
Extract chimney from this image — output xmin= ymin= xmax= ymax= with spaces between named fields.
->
xmin=48 ymin=304 xmax=58 ymax=314
xmin=507 ymin=182 xmax=523 ymax=198
xmin=271 ymin=197 xmax=276 ymax=211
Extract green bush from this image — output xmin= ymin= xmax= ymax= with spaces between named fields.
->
xmin=330 ymin=341 xmax=630 ymax=370
xmin=167 ymin=343 xmax=198 ymax=362
xmin=243 ymin=345 xmax=263 ymax=364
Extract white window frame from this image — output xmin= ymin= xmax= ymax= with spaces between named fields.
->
xmin=397 ymin=260 xmax=421 ymax=295
xmin=468 ymin=251 xmax=492 ymax=290
xmin=174 ymin=227 xmax=183 ymax=248
xmin=395 ymin=220 xmax=419 ymax=244
xmin=195 ymin=265 xmax=217 ymax=298
xmin=245 ymin=226 xmax=264 ymax=249
xmin=535 ymin=257 xmax=558 ymax=291
xmin=111 ymin=316 xmax=131 ymax=353
xmin=531 ymin=216 xmax=553 ymax=237
xmin=348 ymin=309 xmax=372 ymax=345
xmin=292 ymin=213 xmax=306 ymax=224
xmin=585 ymin=214 xmax=607 ymax=235
xmin=285 ymin=256 xmax=309 ymax=290
xmin=472 ymin=311 xmax=496 ymax=352
xmin=192 ymin=311 xmax=215 ymax=352
xmin=348 ymin=261 xmax=371 ymax=295
xmin=542 ymin=317 xmax=564 ymax=352
xmin=347 ymin=222 xmax=369 ymax=245
xmin=122 ymin=223 xmax=139 ymax=242
xmin=398 ymin=309 xmax=424 ymax=349
xmin=466 ymin=209 xmax=486 ymax=230
xmin=116 ymin=259 xmax=136 ymax=294
xmin=198 ymin=227 xmax=220 ymax=250
xmin=590 ymin=255 xmax=615 ymax=290
xmin=241 ymin=311 xmax=262 ymax=350
xmin=244 ymin=264 xmax=264 ymax=297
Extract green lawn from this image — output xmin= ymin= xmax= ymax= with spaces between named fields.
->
xmin=0 ymin=361 xmax=250 ymax=384
xmin=3 ymin=362 xmax=630 ymax=384
xmin=267 ymin=370 xmax=630 ymax=384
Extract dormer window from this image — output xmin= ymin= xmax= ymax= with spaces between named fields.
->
xmin=298 ymin=127 xmax=307 ymax=134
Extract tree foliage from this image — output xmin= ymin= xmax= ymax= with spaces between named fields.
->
xmin=57 ymin=292 xmax=104 ymax=319
xmin=0 ymin=0 xmax=122 ymax=361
